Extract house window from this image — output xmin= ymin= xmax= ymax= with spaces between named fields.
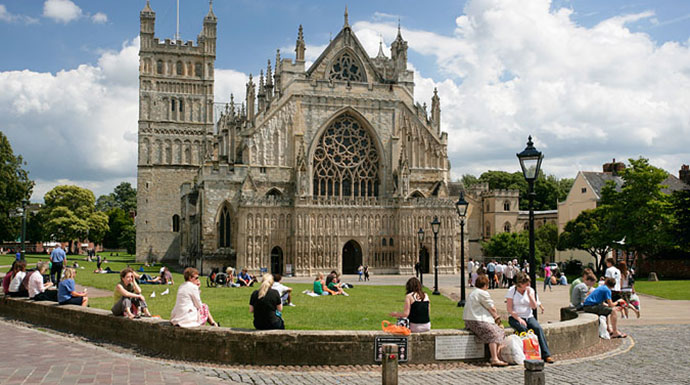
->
xmin=504 ymin=200 xmax=511 ymax=211
xmin=581 ymin=187 xmax=587 ymax=193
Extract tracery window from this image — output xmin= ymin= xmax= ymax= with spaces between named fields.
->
xmin=504 ymin=200 xmax=511 ymax=211
xmin=503 ymin=222 xmax=511 ymax=233
xmin=328 ymin=51 xmax=365 ymax=82
xmin=218 ymin=206 xmax=231 ymax=248
xmin=313 ymin=114 xmax=379 ymax=198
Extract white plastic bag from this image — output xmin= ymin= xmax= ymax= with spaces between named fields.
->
xmin=500 ymin=334 xmax=525 ymax=365
xmin=599 ymin=315 xmax=611 ymax=339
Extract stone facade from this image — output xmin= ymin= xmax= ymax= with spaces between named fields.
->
xmin=137 ymin=4 xmax=461 ymax=275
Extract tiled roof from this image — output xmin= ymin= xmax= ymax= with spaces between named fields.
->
xmin=581 ymin=171 xmax=689 ymax=199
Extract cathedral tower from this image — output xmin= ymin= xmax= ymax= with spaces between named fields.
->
xmin=136 ymin=1 xmax=216 ymax=261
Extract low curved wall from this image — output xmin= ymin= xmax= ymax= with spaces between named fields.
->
xmin=0 ymin=297 xmax=598 ymax=365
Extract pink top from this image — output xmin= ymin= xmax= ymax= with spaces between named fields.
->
xmin=544 ymin=266 xmax=552 ymax=278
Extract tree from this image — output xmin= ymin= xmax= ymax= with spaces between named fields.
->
xmin=95 ymin=194 xmax=118 ymax=212
xmin=535 ymin=222 xmax=558 ymax=263
xmin=103 ymin=208 xmax=133 ymax=249
xmin=0 ymin=132 xmax=34 ymax=241
xmin=481 ymin=231 xmax=529 ymax=263
xmin=475 ymin=170 xmax=571 ymax=211
xmin=461 ymin=174 xmax=479 ymax=189
xmin=113 ymin=182 xmax=137 ymax=214
xmin=557 ymin=207 xmax=616 ymax=274
xmin=118 ymin=223 xmax=136 ymax=254
xmin=42 ymin=185 xmax=109 ymax=250
xmin=25 ymin=211 xmax=47 ymax=243
xmin=671 ymin=189 xmax=690 ymax=253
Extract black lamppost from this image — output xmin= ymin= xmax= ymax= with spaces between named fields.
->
xmin=431 ymin=216 xmax=441 ymax=295
xmin=417 ymin=227 xmax=425 ymax=287
xmin=517 ymin=135 xmax=543 ymax=319
xmin=455 ymin=192 xmax=469 ymax=307
xmin=20 ymin=200 xmax=29 ymax=259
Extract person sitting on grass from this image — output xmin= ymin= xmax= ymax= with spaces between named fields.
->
xmin=57 ymin=267 xmax=89 ymax=307
xmin=463 ymin=274 xmax=507 ymax=367
xmin=312 ymin=272 xmax=336 ymax=296
xmin=237 ymin=268 xmax=256 ymax=287
xmin=225 ymin=267 xmax=240 ymax=287
xmin=249 ymin=274 xmax=285 ymax=330
xmin=570 ymin=273 xmax=596 ymax=310
xmin=506 ymin=272 xmax=554 ymax=363
xmin=583 ymin=277 xmax=626 ymax=338
xmin=170 ymin=267 xmax=219 ymax=328
xmin=112 ymin=268 xmax=152 ymax=319
xmin=271 ymin=274 xmax=295 ymax=306
xmin=8 ymin=260 xmax=28 ymax=297
xmin=27 ymin=262 xmax=56 ymax=301
xmin=390 ymin=277 xmax=430 ymax=333
xmin=326 ymin=272 xmax=349 ymax=296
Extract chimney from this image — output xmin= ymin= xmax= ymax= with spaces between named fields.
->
xmin=603 ymin=158 xmax=625 ymax=175
xmin=680 ymin=164 xmax=690 ymax=185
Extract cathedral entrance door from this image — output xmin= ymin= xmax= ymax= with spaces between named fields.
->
xmin=342 ymin=240 xmax=362 ymax=274
xmin=270 ymin=246 xmax=283 ymax=275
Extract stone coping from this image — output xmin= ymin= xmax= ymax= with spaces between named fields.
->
xmin=0 ymin=296 xmax=598 ymax=366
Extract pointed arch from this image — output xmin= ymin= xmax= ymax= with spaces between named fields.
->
xmin=327 ymin=48 xmax=367 ymax=82
xmin=216 ymin=202 xmax=233 ymax=248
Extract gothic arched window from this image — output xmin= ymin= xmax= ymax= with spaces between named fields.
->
xmin=504 ymin=200 xmax=511 ymax=211
xmin=156 ymin=60 xmax=163 ymax=74
xmin=313 ymin=114 xmax=380 ymax=198
xmin=176 ymin=61 xmax=184 ymax=76
xmin=504 ymin=222 xmax=511 ymax=233
xmin=218 ymin=206 xmax=231 ymax=248
xmin=328 ymin=51 xmax=366 ymax=82
xmin=172 ymin=214 xmax=180 ymax=232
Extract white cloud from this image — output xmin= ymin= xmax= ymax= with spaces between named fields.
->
xmin=43 ymin=0 xmax=82 ymax=24
xmin=91 ymin=12 xmax=107 ymax=24
xmin=352 ymin=0 xmax=690 ymax=180
xmin=0 ymin=4 xmax=38 ymax=24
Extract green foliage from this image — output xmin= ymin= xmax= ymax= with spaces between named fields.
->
xmin=95 ymin=194 xmax=118 ymax=212
xmin=42 ymin=185 xmax=109 ymax=243
xmin=118 ymin=223 xmax=136 ymax=254
xmin=103 ymin=208 xmax=131 ymax=248
xmin=481 ymin=231 xmax=529 ymax=262
xmin=461 ymin=174 xmax=479 ymax=188
xmin=466 ymin=170 xmax=572 ymax=211
xmin=25 ymin=211 xmax=46 ymax=243
xmin=96 ymin=182 xmax=136 ymax=214
xmin=0 ymin=132 xmax=34 ymax=241
xmin=535 ymin=222 xmax=558 ymax=263
xmin=558 ymin=208 xmax=614 ymax=274
xmin=671 ymin=189 xmax=690 ymax=252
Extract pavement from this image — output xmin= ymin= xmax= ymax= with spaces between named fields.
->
xmin=3 ymin=272 xmax=690 ymax=384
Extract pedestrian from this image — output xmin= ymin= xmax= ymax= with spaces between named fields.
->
xmin=486 ymin=260 xmax=496 ymax=289
xmin=605 ymin=258 xmax=622 ymax=302
xmin=358 ymin=264 xmax=364 ymax=281
xmin=464 ymin=274 xmax=507 ymax=366
xmin=364 ymin=265 xmax=370 ymax=281
xmin=50 ymin=243 xmax=66 ymax=284
xmin=414 ymin=262 xmax=420 ymax=278
xmin=468 ymin=258 xmax=475 ymax=287
xmin=543 ymin=264 xmax=552 ymax=292
xmin=583 ymin=277 xmax=627 ymax=338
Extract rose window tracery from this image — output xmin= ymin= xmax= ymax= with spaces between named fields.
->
xmin=328 ymin=52 xmax=365 ymax=82
xmin=313 ymin=114 xmax=379 ymax=198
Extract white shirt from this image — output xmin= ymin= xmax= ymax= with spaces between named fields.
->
xmin=468 ymin=261 xmax=475 ymax=273
xmin=9 ymin=271 xmax=26 ymax=292
xmin=28 ymin=271 xmax=45 ymax=298
xmin=505 ymin=265 xmax=515 ymax=279
xmin=463 ymin=288 xmax=495 ymax=323
xmin=605 ymin=266 xmax=621 ymax=291
xmin=271 ymin=282 xmax=290 ymax=297
xmin=505 ymin=286 xmax=540 ymax=319
xmin=170 ymin=281 xmax=205 ymax=328
xmin=495 ymin=264 xmax=503 ymax=274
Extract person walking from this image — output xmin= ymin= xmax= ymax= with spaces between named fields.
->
xmin=543 ymin=264 xmax=552 ymax=292
xmin=358 ymin=265 xmax=364 ymax=281
xmin=50 ymin=243 xmax=66 ymax=285
xmin=486 ymin=260 xmax=496 ymax=289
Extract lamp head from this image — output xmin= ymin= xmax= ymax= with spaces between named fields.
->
xmin=516 ymin=135 xmax=543 ymax=182
xmin=431 ymin=216 xmax=440 ymax=235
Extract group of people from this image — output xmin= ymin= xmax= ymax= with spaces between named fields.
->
xmin=357 ymin=265 xmax=370 ymax=282
xmin=469 ymin=258 xmax=524 ymax=289
xmin=309 ymin=271 xmax=350 ymax=296
xmin=543 ymin=264 xmax=568 ymax=291
xmin=3 ymin=256 xmax=89 ymax=307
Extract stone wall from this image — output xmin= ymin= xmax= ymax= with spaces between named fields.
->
xmin=0 ymin=297 xmax=598 ymax=366
xmin=637 ymin=258 xmax=690 ymax=279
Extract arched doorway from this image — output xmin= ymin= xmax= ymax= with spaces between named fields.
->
xmin=420 ymin=246 xmax=430 ymax=274
xmin=342 ymin=240 xmax=362 ymax=274
xmin=270 ymin=246 xmax=283 ymax=275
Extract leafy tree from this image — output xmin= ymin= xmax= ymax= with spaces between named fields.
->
xmin=557 ymin=207 xmax=615 ymax=274
xmin=535 ymin=222 xmax=558 ymax=263
xmin=475 ymin=170 xmax=571 ymax=211
xmin=103 ymin=208 xmax=133 ymax=249
xmin=601 ymin=158 xmax=674 ymax=259
xmin=481 ymin=231 xmax=530 ymax=262
xmin=118 ymin=223 xmax=136 ymax=254
xmin=42 ymin=185 xmax=109 ymax=250
xmin=671 ymin=189 xmax=690 ymax=253
xmin=95 ymin=194 xmax=118 ymax=212
xmin=461 ymin=174 xmax=479 ymax=189
xmin=113 ymin=182 xmax=137 ymax=214
xmin=0 ymin=132 xmax=34 ymax=241
xmin=25 ymin=211 xmax=47 ymax=243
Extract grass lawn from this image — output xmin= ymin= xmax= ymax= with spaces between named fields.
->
xmin=14 ymin=253 xmax=468 ymax=330
xmin=634 ymin=280 xmax=690 ymax=300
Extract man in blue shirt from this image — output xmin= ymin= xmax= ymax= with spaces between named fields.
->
xmin=583 ymin=277 xmax=626 ymax=338
xmin=486 ymin=260 xmax=496 ymax=289
xmin=50 ymin=244 xmax=66 ymax=284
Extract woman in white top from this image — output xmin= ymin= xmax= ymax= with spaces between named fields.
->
xmin=506 ymin=272 xmax=554 ymax=363
xmin=462 ymin=274 xmax=507 ymax=367
xmin=8 ymin=260 xmax=28 ymax=297
xmin=28 ymin=261 xmax=55 ymax=301
xmin=170 ymin=267 xmax=219 ymax=328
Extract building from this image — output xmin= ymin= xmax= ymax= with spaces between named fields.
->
xmin=136 ymin=3 xmax=461 ymax=276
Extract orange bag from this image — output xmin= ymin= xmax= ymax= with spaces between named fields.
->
xmin=518 ymin=330 xmax=541 ymax=360
xmin=381 ymin=320 xmax=411 ymax=336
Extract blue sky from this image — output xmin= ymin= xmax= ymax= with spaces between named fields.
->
xmin=1 ymin=0 xmax=689 ymax=201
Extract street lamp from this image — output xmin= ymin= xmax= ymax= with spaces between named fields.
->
xmin=417 ymin=227 xmax=425 ymax=287
xmin=430 ymin=216 xmax=441 ymax=295
xmin=517 ymin=135 xmax=543 ymax=319
xmin=455 ymin=192 xmax=469 ymax=307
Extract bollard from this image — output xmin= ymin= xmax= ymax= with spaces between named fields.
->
xmin=524 ymin=359 xmax=545 ymax=385
xmin=382 ymin=343 xmax=399 ymax=385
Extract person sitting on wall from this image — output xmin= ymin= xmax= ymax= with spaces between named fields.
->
xmin=583 ymin=277 xmax=626 ymax=338
xmin=27 ymin=261 xmax=56 ymax=302
xmin=570 ymin=273 xmax=596 ymax=310
xmin=2 ymin=261 xmax=18 ymax=295
xmin=8 ymin=260 xmax=29 ymax=297
xmin=57 ymin=267 xmax=89 ymax=307
xmin=237 ymin=268 xmax=256 ymax=287
xmin=463 ymin=274 xmax=507 ymax=367
xmin=390 ymin=277 xmax=430 ymax=333
xmin=569 ymin=268 xmax=594 ymax=298
xmin=112 ymin=267 xmax=153 ymax=319
xmin=271 ymin=274 xmax=295 ymax=306
xmin=249 ymin=274 xmax=285 ymax=330
xmin=170 ymin=267 xmax=219 ymax=328
xmin=506 ymin=272 xmax=554 ymax=363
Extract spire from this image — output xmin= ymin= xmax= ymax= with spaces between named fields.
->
xmin=266 ymin=60 xmax=273 ymax=87
xmin=344 ymin=5 xmax=349 ymax=28
xmin=205 ymin=0 xmax=217 ymax=21
xmin=295 ymin=25 xmax=306 ymax=62
xmin=274 ymin=49 xmax=282 ymax=98
xmin=376 ymin=36 xmax=386 ymax=59
xmin=397 ymin=18 xmax=402 ymax=39
xmin=142 ymin=0 xmax=153 ymax=13
xmin=431 ymin=87 xmax=441 ymax=133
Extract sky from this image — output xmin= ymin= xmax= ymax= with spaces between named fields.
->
xmin=1 ymin=0 xmax=689 ymax=202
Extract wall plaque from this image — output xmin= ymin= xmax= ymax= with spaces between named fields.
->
xmin=434 ymin=335 xmax=485 ymax=360
xmin=375 ymin=336 xmax=409 ymax=362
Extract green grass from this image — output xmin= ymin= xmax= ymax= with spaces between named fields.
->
xmin=634 ymin=280 xmax=690 ymax=300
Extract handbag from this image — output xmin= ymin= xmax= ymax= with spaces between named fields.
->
xmin=381 ymin=320 xmax=411 ymax=336
xmin=518 ymin=330 xmax=541 ymax=360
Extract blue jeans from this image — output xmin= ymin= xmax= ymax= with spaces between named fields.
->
xmin=543 ymin=276 xmax=552 ymax=291
xmin=509 ymin=316 xmax=552 ymax=358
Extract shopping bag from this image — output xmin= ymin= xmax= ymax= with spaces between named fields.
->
xmin=500 ymin=334 xmax=525 ymax=365
xmin=598 ymin=315 xmax=611 ymax=339
xmin=519 ymin=330 xmax=541 ymax=360
xmin=381 ymin=320 xmax=411 ymax=336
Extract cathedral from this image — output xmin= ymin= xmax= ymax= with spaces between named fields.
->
xmin=136 ymin=2 xmax=462 ymax=276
